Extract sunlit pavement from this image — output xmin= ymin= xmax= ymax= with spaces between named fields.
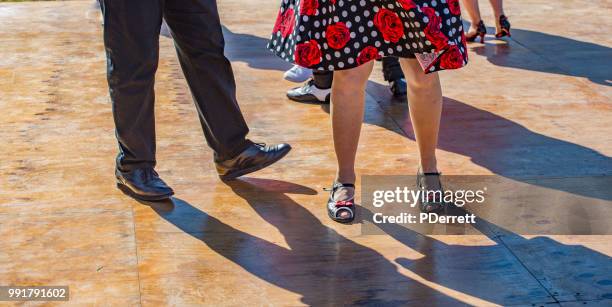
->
xmin=0 ymin=1 xmax=610 ymax=305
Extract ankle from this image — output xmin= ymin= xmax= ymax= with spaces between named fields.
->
xmin=336 ymin=171 xmax=356 ymax=184
xmin=419 ymin=160 xmax=438 ymax=173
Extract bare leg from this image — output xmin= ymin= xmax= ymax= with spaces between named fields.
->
xmin=488 ymin=0 xmax=506 ymax=33
xmin=461 ymin=0 xmax=483 ymax=35
xmin=399 ymin=59 xmax=442 ymax=173
xmin=330 ymin=61 xmax=374 ymax=217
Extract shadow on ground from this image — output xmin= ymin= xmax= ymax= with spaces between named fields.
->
xmin=222 ymin=25 xmax=292 ymax=72
xmin=466 ymin=25 xmax=611 ymax=86
xmin=142 ymin=178 xmax=612 ymax=305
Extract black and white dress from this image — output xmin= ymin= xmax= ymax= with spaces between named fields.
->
xmin=268 ymin=0 xmax=468 ymax=73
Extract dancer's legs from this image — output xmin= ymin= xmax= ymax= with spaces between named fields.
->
xmin=330 ymin=61 xmax=374 ymax=218
xmin=488 ymin=0 xmax=506 ymax=32
xmin=461 ymin=0 xmax=483 ymax=35
xmin=100 ymin=0 xmax=162 ymax=171
xmin=164 ymin=0 xmax=251 ymax=161
xmin=399 ymin=59 xmax=442 ymax=173
xmin=330 ymin=61 xmax=375 ymax=217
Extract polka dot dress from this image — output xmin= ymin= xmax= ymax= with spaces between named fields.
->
xmin=268 ymin=0 xmax=468 ymax=73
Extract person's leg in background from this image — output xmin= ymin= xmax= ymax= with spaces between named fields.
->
xmin=287 ymin=57 xmax=406 ymax=104
xmin=163 ymin=0 xmax=291 ymax=180
xmin=461 ymin=0 xmax=483 ymax=29
xmin=382 ymin=57 xmax=407 ymax=98
xmin=488 ymin=0 xmax=511 ymax=38
xmin=101 ymin=0 xmax=174 ymax=200
xmin=461 ymin=0 xmax=486 ymax=42
xmin=286 ymin=70 xmax=332 ymax=103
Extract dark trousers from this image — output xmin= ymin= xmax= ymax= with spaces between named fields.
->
xmin=100 ymin=0 xmax=250 ymax=171
xmin=381 ymin=57 xmax=404 ymax=82
xmin=312 ymin=57 xmax=404 ymax=89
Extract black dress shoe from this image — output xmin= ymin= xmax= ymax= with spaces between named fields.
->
xmin=390 ymin=78 xmax=407 ymax=98
xmin=287 ymin=79 xmax=330 ymax=104
xmin=216 ymin=142 xmax=292 ymax=180
xmin=116 ymin=167 xmax=174 ymax=201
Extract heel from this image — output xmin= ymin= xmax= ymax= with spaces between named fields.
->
xmin=495 ymin=15 xmax=511 ymax=38
xmin=466 ymin=20 xmax=487 ymax=43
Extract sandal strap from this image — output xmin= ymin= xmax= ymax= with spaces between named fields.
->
xmin=335 ymin=200 xmax=354 ymax=207
xmin=421 ymin=172 xmax=441 ymax=176
xmin=328 ymin=200 xmax=355 ymax=219
xmin=333 ymin=182 xmax=355 ymax=189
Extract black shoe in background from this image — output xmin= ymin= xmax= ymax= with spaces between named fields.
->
xmin=116 ymin=167 xmax=174 ymax=201
xmin=389 ymin=78 xmax=407 ymax=98
xmin=216 ymin=142 xmax=292 ymax=180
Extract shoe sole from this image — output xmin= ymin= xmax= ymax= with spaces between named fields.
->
xmin=219 ymin=146 xmax=292 ymax=181
xmin=287 ymin=94 xmax=330 ymax=104
xmin=116 ymin=182 xmax=174 ymax=202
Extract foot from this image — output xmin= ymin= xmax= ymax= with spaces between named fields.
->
xmin=416 ymin=170 xmax=445 ymax=213
xmin=116 ymin=167 xmax=174 ymax=201
xmin=327 ymin=182 xmax=356 ymax=223
xmin=466 ymin=20 xmax=487 ymax=43
xmin=286 ymin=79 xmax=331 ymax=104
xmin=216 ymin=142 xmax=292 ymax=180
xmin=389 ymin=78 xmax=407 ymax=98
xmin=284 ymin=65 xmax=313 ymax=83
xmin=495 ymin=15 xmax=511 ymax=38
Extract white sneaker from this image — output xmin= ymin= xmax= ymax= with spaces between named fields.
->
xmin=283 ymin=65 xmax=313 ymax=83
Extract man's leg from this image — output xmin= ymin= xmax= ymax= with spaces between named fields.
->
xmin=163 ymin=0 xmax=250 ymax=162
xmin=101 ymin=0 xmax=162 ymax=171
xmin=101 ymin=0 xmax=174 ymax=200
xmin=382 ymin=57 xmax=407 ymax=98
xmin=163 ymin=0 xmax=290 ymax=180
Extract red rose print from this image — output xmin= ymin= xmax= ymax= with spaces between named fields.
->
xmin=373 ymin=8 xmax=404 ymax=43
xmin=422 ymin=7 xmax=447 ymax=50
xmin=448 ymin=0 xmax=461 ymax=15
xmin=300 ymin=0 xmax=319 ymax=16
xmin=356 ymin=46 xmax=381 ymax=65
xmin=440 ymin=45 xmax=464 ymax=69
xmin=425 ymin=26 xmax=448 ymax=50
xmin=330 ymin=0 xmax=336 ymax=4
xmin=273 ymin=8 xmax=295 ymax=38
xmin=326 ymin=22 xmax=351 ymax=49
xmin=397 ymin=0 xmax=417 ymax=10
xmin=421 ymin=6 xmax=441 ymax=29
xmin=295 ymin=40 xmax=322 ymax=67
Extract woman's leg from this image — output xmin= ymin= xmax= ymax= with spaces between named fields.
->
xmin=399 ymin=59 xmax=442 ymax=173
xmin=461 ymin=0 xmax=483 ymax=35
xmin=488 ymin=0 xmax=506 ymax=32
xmin=330 ymin=61 xmax=374 ymax=217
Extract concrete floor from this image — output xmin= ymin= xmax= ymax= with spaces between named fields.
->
xmin=0 ymin=0 xmax=611 ymax=306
